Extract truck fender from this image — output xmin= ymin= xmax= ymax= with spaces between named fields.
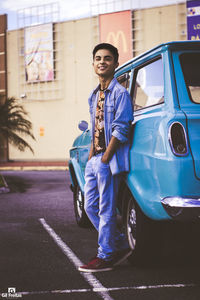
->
xmin=68 ymin=158 xmax=85 ymax=194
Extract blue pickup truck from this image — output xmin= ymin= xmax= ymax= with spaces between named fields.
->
xmin=69 ymin=41 xmax=200 ymax=262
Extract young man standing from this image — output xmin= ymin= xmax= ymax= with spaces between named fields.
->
xmin=79 ymin=43 xmax=133 ymax=272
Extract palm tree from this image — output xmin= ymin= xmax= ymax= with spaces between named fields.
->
xmin=0 ymin=97 xmax=35 ymax=156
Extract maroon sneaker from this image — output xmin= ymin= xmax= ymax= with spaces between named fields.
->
xmin=78 ymin=257 xmax=113 ymax=272
xmin=112 ymin=248 xmax=132 ymax=266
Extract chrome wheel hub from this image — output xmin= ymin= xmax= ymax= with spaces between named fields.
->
xmin=77 ymin=190 xmax=83 ymax=218
xmin=127 ymin=202 xmax=136 ymax=250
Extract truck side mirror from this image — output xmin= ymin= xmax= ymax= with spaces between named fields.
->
xmin=78 ymin=120 xmax=88 ymax=132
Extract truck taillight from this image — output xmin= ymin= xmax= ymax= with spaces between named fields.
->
xmin=169 ymin=122 xmax=188 ymax=156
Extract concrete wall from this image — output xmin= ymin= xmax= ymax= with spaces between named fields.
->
xmin=133 ymin=3 xmax=186 ymax=56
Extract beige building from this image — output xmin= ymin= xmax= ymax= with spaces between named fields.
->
xmin=7 ymin=17 xmax=99 ymax=161
xmin=5 ymin=1 xmax=187 ymax=162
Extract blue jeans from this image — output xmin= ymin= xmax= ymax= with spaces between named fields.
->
xmin=84 ymin=153 xmax=129 ymax=261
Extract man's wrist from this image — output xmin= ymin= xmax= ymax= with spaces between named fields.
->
xmin=101 ymin=155 xmax=109 ymax=164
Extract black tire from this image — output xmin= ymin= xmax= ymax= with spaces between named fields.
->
xmin=123 ymin=192 xmax=162 ymax=265
xmin=73 ymin=185 xmax=91 ymax=228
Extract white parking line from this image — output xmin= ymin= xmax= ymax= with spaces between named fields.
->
xmin=38 ymin=218 xmax=198 ymax=299
xmin=4 ymin=283 xmax=196 ymax=297
xmin=39 ymin=218 xmax=114 ymax=300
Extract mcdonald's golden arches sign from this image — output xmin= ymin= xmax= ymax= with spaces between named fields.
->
xmin=99 ymin=11 xmax=133 ymax=65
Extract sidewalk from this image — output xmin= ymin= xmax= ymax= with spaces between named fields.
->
xmin=0 ymin=161 xmax=68 ymax=194
xmin=0 ymin=161 xmax=68 ymax=193
xmin=0 ymin=160 xmax=68 ymax=171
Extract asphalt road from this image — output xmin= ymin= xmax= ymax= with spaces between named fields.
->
xmin=0 ymin=170 xmax=200 ymax=300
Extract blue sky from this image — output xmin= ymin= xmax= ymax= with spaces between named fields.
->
xmin=0 ymin=0 xmax=182 ymax=31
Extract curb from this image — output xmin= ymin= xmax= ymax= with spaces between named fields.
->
xmin=0 ymin=166 xmax=68 ymax=171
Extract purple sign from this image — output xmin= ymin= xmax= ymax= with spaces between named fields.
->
xmin=187 ymin=0 xmax=200 ymax=40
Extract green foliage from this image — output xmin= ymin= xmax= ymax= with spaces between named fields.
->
xmin=0 ymin=97 xmax=35 ymax=154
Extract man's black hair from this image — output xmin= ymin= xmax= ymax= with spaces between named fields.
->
xmin=93 ymin=43 xmax=119 ymax=63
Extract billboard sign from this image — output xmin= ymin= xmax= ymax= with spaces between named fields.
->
xmin=25 ymin=23 xmax=54 ymax=83
xmin=187 ymin=0 xmax=200 ymax=40
xmin=99 ymin=11 xmax=133 ymax=66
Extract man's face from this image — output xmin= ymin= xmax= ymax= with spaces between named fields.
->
xmin=93 ymin=49 xmax=119 ymax=79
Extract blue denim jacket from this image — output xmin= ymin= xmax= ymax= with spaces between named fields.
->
xmin=88 ymin=78 xmax=133 ymax=175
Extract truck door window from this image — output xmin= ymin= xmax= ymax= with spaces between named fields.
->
xmin=180 ymin=53 xmax=200 ymax=104
xmin=117 ymin=72 xmax=131 ymax=90
xmin=133 ymin=58 xmax=164 ymax=111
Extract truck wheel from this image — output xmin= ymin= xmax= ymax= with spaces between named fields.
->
xmin=73 ymin=185 xmax=91 ymax=228
xmin=124 ymin=193 xmax=160 ymax=265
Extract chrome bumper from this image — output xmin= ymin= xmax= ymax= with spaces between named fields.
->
xmin=162 ymin=197 xmax=200 ymax=208
xmin=161 ymin=197 xmax=200 ymax=219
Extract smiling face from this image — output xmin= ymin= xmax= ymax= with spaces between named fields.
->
xmin=93 ymin=49 xmax=119 ymax=80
